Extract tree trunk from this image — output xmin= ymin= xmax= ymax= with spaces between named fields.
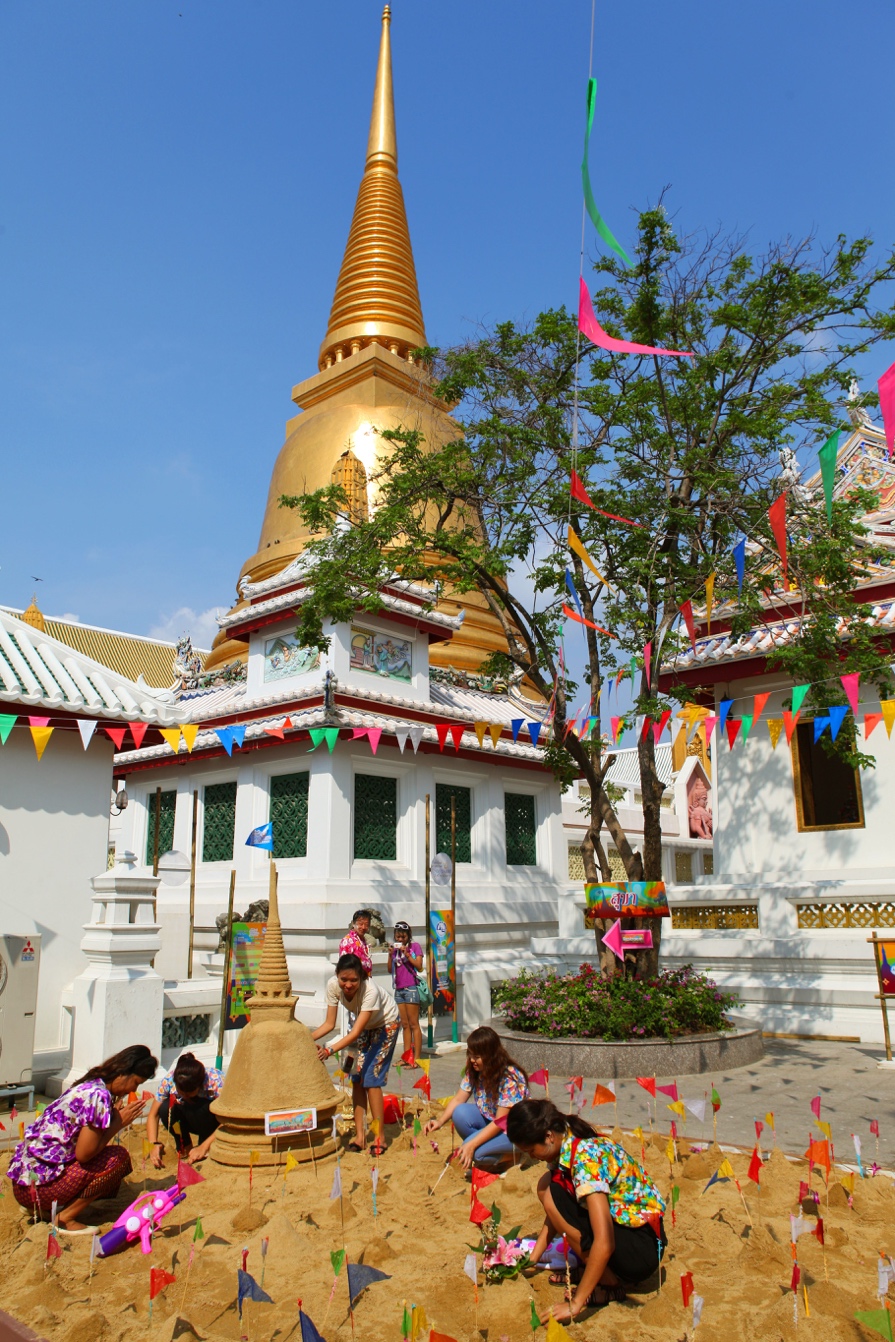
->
xmin=581 ymin=812 xmax=620 ymax=980
xmin=635 ymin=730 xmax=666 ymax=978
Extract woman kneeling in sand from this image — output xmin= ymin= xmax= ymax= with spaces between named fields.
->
xmin=6 ymin=1045 xmax=157 ymax=1230
xmin=313 ymin=953 xmax=400 ymax=1156
xmin=507 ymin=1099 xmax=667 ymax=1323
xmin=425 ymin=1026 xmax=528 ymax=1171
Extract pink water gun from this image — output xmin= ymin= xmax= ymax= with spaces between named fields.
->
xmin=96 ymin=1183 xmax=186 ymax=1256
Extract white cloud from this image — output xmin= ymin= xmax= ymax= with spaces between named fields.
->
xmin=148 ymin=606 xmax=225 ymax=650
xmin=58 ymin=612 xmax=81 ymax=624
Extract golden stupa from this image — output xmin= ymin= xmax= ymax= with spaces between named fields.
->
xmin=210 ymin=863 xmax=340 ymax=1166
xmin=205 ymin=7 xmax=506 ymax=674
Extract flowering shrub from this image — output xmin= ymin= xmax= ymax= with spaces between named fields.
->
xmin=493 ymin=964 xmax=738 ymax=1041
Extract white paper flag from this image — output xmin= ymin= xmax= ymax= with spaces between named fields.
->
xmin=395 ymin=727 xmax=409 ymax=754
xmin=329 ymin=1165 xmax=342 ymax=1201
xmin=790 ymin=1214 xmax=805 ymax=1243
xmin=372 ymin=1167 xmax=379 ymax=1193
xmin=77 ymin=719 xmax=97 ymax=750
xmin=463 ymin=1253 xmax=477 ymax=1285
xmin=853 ymin=1133 xmax=862 ymax=1158
xmin=408 ymin=726 xmax=425 ymax=754
xmin=692 ymin=1295 xmax=705 ymax=1329
xmin=684 ymin=1097 xmax=707 ymax=1123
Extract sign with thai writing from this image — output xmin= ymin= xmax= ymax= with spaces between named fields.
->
xmin=264 ymin=1107 xmax=317 ymax=1137
xmin=584 ymin=881 xmax=670 ymax=921
xmin=429 ymin=909 xmax=455 ymax=1017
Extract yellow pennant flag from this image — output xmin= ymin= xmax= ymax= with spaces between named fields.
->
xmin=765 ymin=1111 xmax=775 ymax=1130
xmin=816 ymin=1120 xmax=832 ymax=1140
xmin=473 ymin=721 xmax=488 ymax=748
xmin=717 ymin=1158 xmax=736 ymax=1180
xmin=705 ymin=571 xmax=716 ymax=633
xmin=881 ymin=699 xmax=895 ymax=738
xmin=418 ymin=1059 xmax=431 ymax=1077
xmin=29 ymin=725 xmax=54 ymax=761
xmin=370 ymin=1119 xmax=381 ymax=1138
xmin=567 ymin=526 xmax=617 ymax=593
xmin=180 ymin=724 xmax=199 ymax=752
xmin=546 ymin=1314 xmax=575 ymax=1342
xmin=284 ymin=1153 xmax=299 ymax=1175
xmin=665 ymin=1138 xmax=676 ymax=1165
xmin=767 ymin=718 xmax=784 ymax=750
xmin=249 ymin=1150 xmax=259 ymax=1167
xmin=141 ymin=1138 xmax=152 ymax=1159
xmin=410 ymin=1304 xmax=429 ymax=1342
xmin=840 ymin=1171 xmax=855 ymax=1195
xmin=159 ymin=728 xmax=182 ymax=754
xmin=633 ymin=1125 xmax=644 ymax=1143
xmin=488 ymin=723 xmax=503 ymax=747
xmin=667 ymin=1100 xmax=686 ymax=1119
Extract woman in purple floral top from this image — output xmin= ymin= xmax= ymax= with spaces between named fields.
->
xmin=7 ymin=1044 xmax=157 ymax=1229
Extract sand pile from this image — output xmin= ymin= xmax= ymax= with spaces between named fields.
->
xmin=2 ymin=1103 xmax=894 ymax=1342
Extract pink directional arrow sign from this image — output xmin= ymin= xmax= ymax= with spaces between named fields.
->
xmin=601 ymin=923 xmax=654 ymax=961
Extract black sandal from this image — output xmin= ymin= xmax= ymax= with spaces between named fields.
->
xmin=548 ymin=1268 xmax=583 ymax=1286
xmin=583 ymin=1284 xmax=626 ymax=1307
xmin=347 ymin=1140 xmax=365 ymax=1153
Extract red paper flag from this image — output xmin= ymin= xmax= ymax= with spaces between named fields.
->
xmin=768 ymin=494 xmax=788 ymax=589
xmin=529 ymin=1069 xmax=549 ymax=1088
xmin=812 ymin=1217 xmax=824 ymax=1246
xmin=401 ymin=1049 xmax=416 ymax=1067
xmin=755 ymin=1120 xmax=764 ymax=1142
xmin=747 ymin=1147 xmax=762 ymax=1184
xmin=435 ymin=724 xmax=451 ymax=752
xmin=637 ymin=1077 xmax=657 ymax=1097
xmin=471 ymin=1169 xmax=499 ymax=1194
xmin=130 ymin=722 xmax=149 ymax=749
xmin=177 ymin=1160 xmax=205 ymax=1187
xmin=469 ymin=1196 xmax=491 ymax=1225
xmin=782 ymin=710 xmax=801 ymax=745
xmin=870 ymin=1119 xmax=879 ymax=1137
xmin=726 ymin=718 xmax=742 ymax=749
xmin=413 ymin=1075 xmax=431 ymax=1099
xmin=656 ymin=1082 xmax=679 ymax=1101
xmin=566 ymin=1075 xmax=584 ymax=1094
xmin=790 ymin=1264 xmax=801 ymax=1293
xmin=679 ymin=600 xmax=696 ymax=651
xmin=652 ymin=710 xmax=672 ymax=744
xmin=104 ymin=726 xmax=127 ymax=750
xmin=680 ymin=1271 xmax=694 ymax=1308
xmin=46 ymin=1232 xmax=63 ymax=1261
xmin=569 ymin=468 xmax=643 ymax=528
xmin=150 ymin=1268 xmax=176 ymax=1300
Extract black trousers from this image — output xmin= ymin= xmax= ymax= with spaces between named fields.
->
xmin=549 ymin=1180 xmax=666 ymax=1283
xmin=159 ymin=1095 xmax=219 ymax=1146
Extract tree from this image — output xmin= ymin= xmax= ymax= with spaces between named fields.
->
xmin=281 ymin=207 xmax=895 ymax=978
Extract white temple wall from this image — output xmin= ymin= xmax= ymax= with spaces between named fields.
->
xmin=0 ymin=730 xmax=114 ymax=1070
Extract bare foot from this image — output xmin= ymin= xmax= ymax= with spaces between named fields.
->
xmin=58 ymin=1218 xmax=87 ymax=1232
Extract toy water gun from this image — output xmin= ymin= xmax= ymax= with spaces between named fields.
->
xmin=96 ymin=1184 xmax=186 ymax=1257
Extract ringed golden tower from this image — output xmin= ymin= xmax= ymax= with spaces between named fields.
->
xmin=206 ymin=6 xmax=506 ymax=674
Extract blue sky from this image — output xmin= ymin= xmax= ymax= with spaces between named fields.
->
xmin=2 ymin=0 xmax=893 ymax=649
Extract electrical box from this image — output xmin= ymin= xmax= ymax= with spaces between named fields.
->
xmin=0 ymin=934 xmax=40 ymax=1086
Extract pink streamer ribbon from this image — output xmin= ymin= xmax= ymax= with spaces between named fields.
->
xmin=578 ymin=277 xmax=695 ymax=358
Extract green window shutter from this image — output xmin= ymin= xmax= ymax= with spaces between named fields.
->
xmin=203 ymin=781 xmax=237 ymax=863
xmin=145 ymin=789 xmax=177 ymax=864
xmin=270 ymin=772 xmax=310 ymax=859
xmin=435 ymin=784 xmax=472 ymax=863
xmin=505 ymin=792 xmax=537 ymax=866
xmin=354 ymin=774 xmax=398 ymax=860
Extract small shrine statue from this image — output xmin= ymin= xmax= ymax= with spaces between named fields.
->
xmin=688 ymin=777 xmax=713 ymax=838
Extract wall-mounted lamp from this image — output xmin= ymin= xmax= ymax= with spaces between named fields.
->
xmin=111 ymin=788 xmax=129 ymax=815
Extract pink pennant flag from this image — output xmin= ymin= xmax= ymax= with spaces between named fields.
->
xmin=656 ymin=1082 xmax=679 ymax=1101
xmin=177 ymin=1159 xmax=205 ymax=1187
xmin=643 ymin=642 xmax=652 ymax=688
xmin=28 ymin=716 xmax=50 ymax=728
xmin=651 ymin=710 xmax=671 ymax=744
xmin=810 ymin=1096 xmax=821 ymax=1121
xmin=703 ymin=715 xmax=719 ymax=740
xmin=351 ymin=728 xmax=368 ymax=740
xmin=366 ymin=727 xmax=382 ymax=755
xmin=610 ymin=716 xmax=622 ymax=744
xmin=578 ymin=277 xmax=695 ymax=359
xmin=529 ymin=1069 xmax=549 ymax=1088
xmin=840 ymin=672 xmax=860 ymax=716
xmin=879 ymin=359 xmax=895 ymax=458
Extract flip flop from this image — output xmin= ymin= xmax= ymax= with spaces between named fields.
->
xmin=347 ymin=1141 xmax=365 ymax=1153
xmin=370 ymin=1143 xmax=386 ymax=1157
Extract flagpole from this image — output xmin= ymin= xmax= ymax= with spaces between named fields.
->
xmin=216 ymin=870 xmax=236 ymax=1070
xmin=450 ymin=795 xmax=458 ymax=1045
xmin=425 ymin=793 xmax=433 ymax=1052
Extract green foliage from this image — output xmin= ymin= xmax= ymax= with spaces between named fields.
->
xmin=493 ymin=964 xmax=739 ymax=1041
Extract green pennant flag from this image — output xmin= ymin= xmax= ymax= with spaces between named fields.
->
xmin=0 ymin=715 xmax=16 ymax=745
xmin=739 ymin=713 xmax=755 ymax=746
xmin=582 ymin=78 xmax=633 ymax=267
xmin=413 ymin=1117 xmax=422 ymax=1137
xmin=330 ymin=1248 xmax=346 ymax=1277
xmin=192 ymin=1217 xmax=204 ymax=1242
xmin=818 ymin=430 xmax=841 ymax=522
xmin=530 ymin=1299 xmax=540 ymax=1332
xmin=791 ymin=685 xmax=811 ymax=714
xmin=323 ymin=727 xmax=340 ymax=753
xmin=401 ymin=1305 xmax=412 ymax=1339
xmin=308 ymin=728 xmax=326 ymax=752
xmin=854 ymin=1309 xmax=894 ymax=1342
xmin=671 ymin=1185 xmax=680 ymax=1207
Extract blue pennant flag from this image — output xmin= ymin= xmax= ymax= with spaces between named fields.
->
xmin=246 ymin=822 xmax=274 ymax=850
xmin=702 ymin=1169 xmax=730 ymax=1193
xmin=564 ymin=569 xmax=584 ymax=618
xmin=300 ymin=1308 xmax=328 ymax=1342
xmin=346 ymin=1262 xmax=391 ymax=1308
xmin=813 ymin=717 xmax=831 ymax=743
xmin=237 ymin=1269 xmax=272 ymax=1318
xmin=732 ymin=538 xmax=746 ymax=595
xmin=829 ymin=704 xmax=850 ymax=741
xmin=718 ymin=698 xmax=734 ymax=734
xmin=215 ymin=727 xmax=234 ymax=756
xmin=230 ymin=724 xmax=246 ymax=749
xmin=527 ymin=721 xmax=542 ymax=748
xmin=510 ymin=719 xmax=525 ymax=744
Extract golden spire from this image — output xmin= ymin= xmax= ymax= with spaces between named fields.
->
xmin=19 ymin=595 xmax=46 ymax=632
xmin=318 ymin=5 xmax=426 ymax=370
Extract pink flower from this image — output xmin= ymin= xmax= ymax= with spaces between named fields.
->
xmin=483 ymin=1237 xmax=527 ymax=1269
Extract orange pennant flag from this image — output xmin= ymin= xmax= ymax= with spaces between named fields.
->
xmin=592 ymin=1083 xmax=615 ymax=1107
xmin=782 ymin=710 xmax=800 ymax=745
xmin=473 ymin=722 xmax=488 ymax=747
xmin=865 ymin=713 xmax=883 ymax=740
xmin=753 ymin=692 xmax=771 ymax=721
xmin=159 ymin=728 xmax=181 ymax=754
xmin=881 ymin=699 xmax=895 ymax=738
xmin=180 ymin=724 xmax=199 ymax=752
xmin=29 ymin=725 xmax=54 ymax=761
xmin=488 ymin=724 xmax=503 ymax=748
xmin=804 ymin=1138 xmax=831 ymax=1175
xmin=767 ymin=718 xmax=784 ymax=750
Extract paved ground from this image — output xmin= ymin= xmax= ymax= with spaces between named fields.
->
xmin=410 ymin=1037 xmax=895 ymax=1168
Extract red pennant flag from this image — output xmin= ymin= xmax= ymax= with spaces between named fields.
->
xmin=679 ymin=600 xmax=696 ymax=651
xmin=435 ymin=724 xmax=451 ymax=752
xmin=656 ymin=1082 xmax=678 ymax=1101
xmin=747 ymin=1147 xmax=762 ymax=1184
xmin=130 ymin=722 xmax=149 ymax=748
xmin=752 ymin=693 xmax=771 ymax=721
xmin=104 ymin=726 xmax=127 ymax=750
xmin=755 ymin=1120 xmax=764 ymax=1142
xmin=150 ymin=1267 xmax=176 ymax=1300
xmin=640 ymin=717 xmax=653 ymax=742
xmin=790 ymin=1264 xmax=801 ymax=1293
xmin=680 ymin=1271 xmax=694 ymax=1308
xmin=726 ymin=718 xmax=742 ymax=749
xmin=401 ymin=1049 xmax=416 ymax=1067
xmin=812 ymin=1217 xmax=824 ymax=1246
xmin=469 ymin=1195 xmax=491 ymax=1225
xmin=264 ymin=722 xmax=286 ymax=739
xmin=569 ymin=469 xmax=642 ymax=528
xmin=471 ymin=1169 xmax=499 ymax=1194
xmin=871 ymin=1119 xmax=880 ymax=1137
xmin=783 ymin=710 xmax=801 ymax=745
xmin=46 ymin=1233 xmax=63 ymax=1261
xmin=177 ymin=1159 xmax=205 ymax=1187
xmin=768 ymin=494 xmax=788 ymax=589
xmin=449 ymin=724 xmax=465 ymax=752
xmin=798 ymin=1180 xmax=809 ymax=1203
xmin=644 ymin=1213 xmax=663 ymax=1236
xmin=636 ymin=1076 xmax=657 ymax=1097
xmin=529 ymin=1069 xmax=549 ymax=1088
xmin=413 ymin=1075 xmax=431 ymax=1099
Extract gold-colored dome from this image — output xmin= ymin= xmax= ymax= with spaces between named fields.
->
xmin=318 ymin=6 xmax=426 ymax=370
xmin=19 ymin=596 xmax=46 ymax=632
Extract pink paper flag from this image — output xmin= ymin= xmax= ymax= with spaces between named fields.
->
xmin=529 ymin=1069 xmax=549 ymax=1088
xmin=366 ymin=727 xmax=382 ymax=755
xmin=351 ymin=728 xmax=368 ymax=740
xmin=643 ymin=642 xmax=652 ymax=688
xmin=703 ymin=715 xmax=719 ymax=740
xmin=177 ymin=1159 xmax=205 ymax=1187
xmin=656 ymin=1082 xmax=679 ymax=1101
xmin=578 ymin=277 xmax=695 ymax=359
xmin=651 ymin=710 xmax=671 ymax=744
xmin=610 ymin=715 xmax=622 ymax=744
xmin=879 ymin=359 xmax=895 ymax=458
xmin=810 ymin=1096 xmax=821 ymax=1121
xmin=840 ymin=672 xmax=860 ymax=716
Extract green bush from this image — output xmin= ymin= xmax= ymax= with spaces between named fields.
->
xmin=493 ymin=964 xmax=738 ymax=1041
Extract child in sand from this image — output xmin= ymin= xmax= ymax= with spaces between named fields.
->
xmin=313 ymin=952 xmax=400 ymax=1155
xmin=146 ymin=1052 xmax=223 ymax=1167
xmin=507 ymin=1099 xmax=667 ymax=1323
xmin=6 ymin=1044 xmax=157 ymax=1229
xmin=425 ymin=1026 xmax=528 ymax=1170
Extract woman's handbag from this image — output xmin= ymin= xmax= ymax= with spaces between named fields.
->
xmin=414 ymin=968 xmax=433 ymax=1008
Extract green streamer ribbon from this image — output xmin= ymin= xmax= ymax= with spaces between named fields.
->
xmin=582 ymin=78 xmax=633 ymax=267
xmin=818 ymin=429 xmax=841 ymax=521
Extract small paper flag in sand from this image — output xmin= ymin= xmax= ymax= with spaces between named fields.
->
xmin=413 ymin=1075 xmax=431 ymax=1099
xmin=141 ymin=1139 xmax=152 ymax=1159
xmin=637 ymin=1076 xmax=657 ymax=1097
xmin=710 ymin=1088 xmax=721 ymax=1113
xmin=471 ymin=1169 xmax=499 ymax=1194
xmin=193 ymin=1218 xmax=204 ymax=1241
xmin=546 ymin=1315 xmax=575 ymax=1341
xmin=684 ymin=1097 xmax=707 ymax=1123
xmin=665 ymin=1138 xmax=676 ymax=1165
xmin=717 ymin=1159 xmax=735 ymax=1179
xmin=810 ymin=1096 xmax=822 ymax=1120
xmin=177 ymin=1160 xmax=205 ymax=1187
xmin=657 ymin=1082 xmax=679 ymax=1101
xmin=530 ymin=1300 xmax=540 ymax=1331
xmin=812 ymin=1217 xmax=824 ymax=1246
xmin=331 ymin=1249 xmax=346 ymax=1277
xmin=469 ymin=1195 xmax=491 ymax=1225
xmin=854 ymin=1310 xmax=894 ymax=1342
xmin=766 ymin=1111 xmax=775 ymax=1130
xmin=237 ymin=1269 xmax=272 ymax=1317
xmin=347 ymin=1263 xmax=391 ymax=1308
xmin=463 ymin=1254 xmax=478 ymax=1285
xmin=299 ymin=1305 xmax=328 ymax=1342
xmin=285 ymin=1153 xmax=300 ymax=1175
xmin=592 ymin=1083 xmax=615 ymax=1107
xmin=329 ymin=1166 xmax=342 ymax=1201
xmin=870 ymin=1119 xmax=880 ymax=1137
xmin=692 ymin=1296 xmax=705 ymax=1329
xmin=667 ymin=1100 xmax=686 ymax=1120
xmin=46 ymin=1231 xmax=63 ymax=1262
xmin=747 ymin=1148 xmax=762 ymax=1184
xmin=816 ymin=1119 xmax=832 ymax=1140
xmin=529 ymin=1069 xmax=549 ymax=1088
xmin=150 ymin=1268 xmax=176 ymax=1300
xmin=410 ymin=1304 xmax=429 ymax=1342
xmin=681 ymin=1271 xmax=694 ymax=1307
xmin=804 ymin=1139 xmax=831 ymax=1175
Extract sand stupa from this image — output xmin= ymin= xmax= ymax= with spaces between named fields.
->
xmin=210 ymin=863 xmax=340 ymax=1166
